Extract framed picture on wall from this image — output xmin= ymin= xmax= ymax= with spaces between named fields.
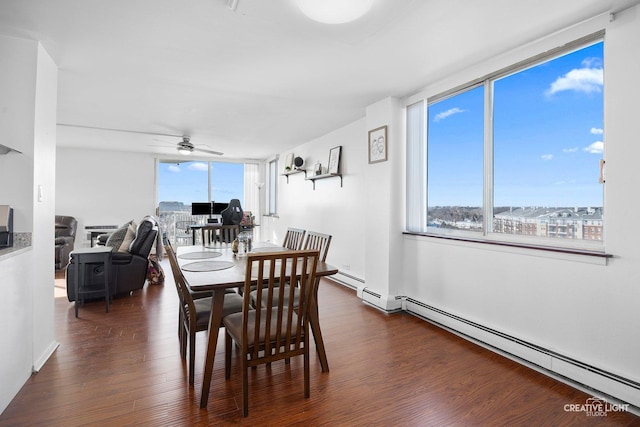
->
xmin=368 ymin=125 xmax=387 ymax=164
xmin=328 ymin=146 xmax=342 ymax=174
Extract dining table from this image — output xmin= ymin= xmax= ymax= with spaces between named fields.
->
xmin=176 ymin=242 xmax=338 ymax=408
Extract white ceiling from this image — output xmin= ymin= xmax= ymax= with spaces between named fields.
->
xmin=0 ymin=0 xmax=635 ymax=160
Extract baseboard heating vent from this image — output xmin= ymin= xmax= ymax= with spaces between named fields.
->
xmin=363 ymin=288 xmax=381 ymax=299
xmin=405 ymin=297 xmax=640 ymax=409
xmin=361 ymin=287 xmax=382 ymax=310
xmin=329 ymin=271 xmax=363 ymax=290
xmin=360 ymin=288 xmax=403 ymax=313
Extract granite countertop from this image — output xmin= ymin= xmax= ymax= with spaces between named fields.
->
xmin=0 ymin=243 xmax=32 ymax=260
xmin=0 ymin=233 xmax=33 ymax=260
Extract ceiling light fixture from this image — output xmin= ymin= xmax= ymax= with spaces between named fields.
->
xmin=295 ymin=0 xmax=373 ymax=24
xmin=177 ymin=146 xmax=192 ymax=155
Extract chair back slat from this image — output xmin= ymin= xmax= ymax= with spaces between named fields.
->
xmin=219 ymin=224 xmax=240 ymax=243
xmin=302 ymin=231 xmax=332 ymax=262
xmin=282 ymin=227 xmax=306 ymax=250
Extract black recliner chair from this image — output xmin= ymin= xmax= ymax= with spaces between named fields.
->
xmin=55 ymin=215 xmax=77 ymax=270
xmin=66 ymin=216 xmax=159 ymax=301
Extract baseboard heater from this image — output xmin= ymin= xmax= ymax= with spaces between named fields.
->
xmin=329 ymin=271 xmax=363 ymax=290
xmin=361 ymin=287 xmax=403 ymax=313
xmin=405 ymin=297 xmax=640 ymax=409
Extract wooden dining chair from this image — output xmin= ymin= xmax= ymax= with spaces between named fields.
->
xmin=302 ymin=231 xmax=332 ymax=262
xmin=223 ymin=249 xmax=319 ymax=417
xmin=250 ymin=231 xmax=331 ymax=309
xmin=165 ymin=244 xmax=244 ymax=385
xmin=219 ymin=224 xmax=240 ymax=244
xmin=282 ymin=227 xmax=306 ymax=250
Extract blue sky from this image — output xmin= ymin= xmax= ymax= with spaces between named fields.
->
xmin=427 ymin=41 xmax=604 ymax=208
xmin=158 ymin=161 xmax=244 ymax=206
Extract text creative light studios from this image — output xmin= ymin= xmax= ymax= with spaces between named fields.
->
xmin=564 ymin=397 xmax=630 ymax=417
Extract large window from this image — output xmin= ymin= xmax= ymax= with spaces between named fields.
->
xmin=158 ymin=160 xmax=244 ymax=210
xmin=427 ymin=85 xmax=484 ymax=232
xmin=157 ymin=160 xmax=245 ymax=244
xmin=408 ymin=35 xmax=604 ymax=249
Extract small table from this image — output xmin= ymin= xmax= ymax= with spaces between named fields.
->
xmin=70 ymin=246 xmax=112 ymax=317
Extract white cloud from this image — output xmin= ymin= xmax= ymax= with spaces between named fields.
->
xmin=554 ymin=179 xmax=577 ymax=185
xmin=562 ymin=147 xmax=579 ymax=153
xmin=168 ymin=164 xmax=180 ymax=173
xmin=590 ymin=127 xmax=603 ymax=135
xmin=546 ymin=59 xmax=603 ymax=96
xmin=581 ymin=57 xmax=602 ymax=68
xmin=187 ymin=162 xmax=209 ymax=171
xmin=541 ymin=154 xmax=553 ymax=161
xmin=584 ymin=141 xmax=604 ymax=154
xmin=434 ymin=107 xmax=465 ymax=122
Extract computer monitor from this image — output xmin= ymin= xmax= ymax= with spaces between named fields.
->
xmin=212 ymin=202 xmax=229 ymax=215
xmin=191 ymin=202 xmax=212 ymax=216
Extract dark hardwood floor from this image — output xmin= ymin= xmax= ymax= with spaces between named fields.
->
xmin=1 ymin=263 xmax=638 ymax=426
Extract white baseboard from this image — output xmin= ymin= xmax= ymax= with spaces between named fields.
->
xmin=405 ymin=298 xmax=640 ymax=411
xmin=358 ymin=286 xmax=403 ymax=312
xmin=330 ymin=271 xmax=363 ymax=290
xmin=33 ymin=340 xmax=59 ymax=373
xmin=321 ymin=276 xmax=639 ymax=412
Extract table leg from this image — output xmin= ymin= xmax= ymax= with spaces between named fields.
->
xmin=200 ymin=288 xmax=226 ymax=408
xmin=74 ymin=256 xmax=80 ymax=318
xmin=309 ymin=277 xmax=329 ymax=372
xmin=104 ymin=253 xmax=110 ymax=313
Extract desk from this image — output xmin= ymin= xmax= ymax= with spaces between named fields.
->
xmin=177 ymin=243 xmax=338 ymax=408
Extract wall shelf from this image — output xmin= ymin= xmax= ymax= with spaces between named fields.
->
xmin=0 ymin=143 xmax=22 ymax=155
xmin=281 ymin=169 xmax=307 ymax=183
xmin=306 ymin=173 xmax=342 ymax=190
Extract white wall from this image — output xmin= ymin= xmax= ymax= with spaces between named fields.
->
xmin=0 ymin=36 xmax=57 ymax=414
xmin=276 ymin=119 xmax=368 ymax=281
xmin=362 ymin=97 xmax=404 ymax=308
xmin=0 ymin=35 xmax=37 ymax=232
xmin=56 ymin=147 xmax=157 ymax=245
xmin=277 ymin=5 xmax=640 ymax=407
xmin=31 ymin=43 xmax=58 ymax=370
xmin=399 ymin=7 xmax=640 ymax=406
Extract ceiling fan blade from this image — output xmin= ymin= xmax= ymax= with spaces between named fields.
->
xmin=58 ymin=123 xmax=181 ymax=138
xmin=195 ymin=147 xmax=224 ymax=156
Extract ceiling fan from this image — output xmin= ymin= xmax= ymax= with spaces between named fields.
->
xmin=57 ymin=124 xmax=224 ymax=156
xmin=175 ymin=136 xmax=223 ymax=156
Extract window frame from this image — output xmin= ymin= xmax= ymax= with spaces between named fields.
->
xmin=407 ymin=31 xmax=606 ymax=252
xmin=267 ymin=157 xmax=278 ymax=216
